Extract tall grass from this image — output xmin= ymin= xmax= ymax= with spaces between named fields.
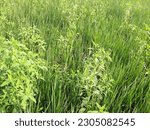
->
xmin=0 ymin=0 xmax=149 ymax=112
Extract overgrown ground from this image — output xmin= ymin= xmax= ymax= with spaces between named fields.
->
xmin=0 ymin=0 xmax=150 ymax=113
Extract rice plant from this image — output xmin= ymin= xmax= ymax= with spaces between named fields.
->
xmin=0 ymin=0 xmax=149 ymax=113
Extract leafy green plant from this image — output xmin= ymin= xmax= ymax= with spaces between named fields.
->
xmin=79 ymin=46 xmax=113 ymax=112
xmin=18 ymin=26 xmax=46 ymax=55
xmin=0 ymin=27 xmax=47 ymax=112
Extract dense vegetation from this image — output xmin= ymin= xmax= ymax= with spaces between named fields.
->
xmin=0 ymin=0 xmax=149 ymax=113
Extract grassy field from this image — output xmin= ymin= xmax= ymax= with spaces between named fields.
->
xmin=0 ymin=0 xmax=150 ymax=113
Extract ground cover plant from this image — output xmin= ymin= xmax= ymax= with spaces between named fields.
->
xmin=0 ymin=0 xmax=150 ymax=113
